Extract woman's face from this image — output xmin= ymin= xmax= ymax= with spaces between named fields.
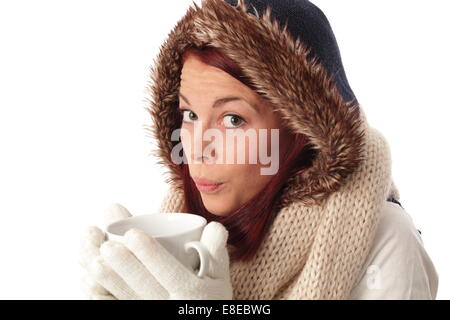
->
xmin=178 ymin=53 xmax=289 ymax=216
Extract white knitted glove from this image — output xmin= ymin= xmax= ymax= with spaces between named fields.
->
xmin=78 ymin=203 xmax=133 ymax=300
xmin=79 ymin=204 xmax=233 ymax=300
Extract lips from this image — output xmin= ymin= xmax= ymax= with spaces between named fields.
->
xmin=192 ymin=177 xmax=224 ymax=194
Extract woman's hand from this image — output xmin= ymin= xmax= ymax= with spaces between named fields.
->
xmin=78 ymin=203 xmax=132 ymax=299
xmin=79 ymin=204 xmax=233 ymax=300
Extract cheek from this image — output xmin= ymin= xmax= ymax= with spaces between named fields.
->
xmin=221 ymin=127 xmax=266 ymax=165
xmin=180 ymin=126 xmax=195 ymax=162
xmin=225 ymin=163 xmax=272 ymax=199
xmin=244 ymin=125 xmax=281 ymax=165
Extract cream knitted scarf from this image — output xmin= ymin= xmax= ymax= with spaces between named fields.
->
xmin=146 ymin=0 xmax=400 ymax=299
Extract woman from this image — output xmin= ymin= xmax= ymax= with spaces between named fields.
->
xmin=79 ymin=0 xmax=438 ymax=299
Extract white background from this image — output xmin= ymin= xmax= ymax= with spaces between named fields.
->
xmin=0 ymin=0 xmax=448 ymax=299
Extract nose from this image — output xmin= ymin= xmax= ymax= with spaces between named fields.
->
xmin=192 ymin=120 xmax=217 ymax=164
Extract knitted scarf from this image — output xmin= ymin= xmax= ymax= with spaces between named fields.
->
xmin=147 ymin=0 xmax=399 ymax=299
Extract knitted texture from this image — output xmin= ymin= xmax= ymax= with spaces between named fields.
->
xmin=158 ymin=110 xmax=396 ymax=300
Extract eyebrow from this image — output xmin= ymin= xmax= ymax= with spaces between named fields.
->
xmin=179 ymin=92 xmax=259 ymax=114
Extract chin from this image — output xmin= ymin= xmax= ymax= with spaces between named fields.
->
xmin=202 ymin=197 xmax=232 ymax=217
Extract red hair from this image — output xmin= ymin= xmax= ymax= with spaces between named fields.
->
xmin=178 ymin=45 xmax=315 ymax=262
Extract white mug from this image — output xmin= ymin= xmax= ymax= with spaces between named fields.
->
xmin=105 ymin=213 xmax=210 ymax=278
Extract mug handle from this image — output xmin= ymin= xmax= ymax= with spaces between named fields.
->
xmin=184 ymin=241 xmax=209 ymax=278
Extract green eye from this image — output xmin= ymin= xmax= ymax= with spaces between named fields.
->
xmin=223 ymin=114 xmax=246 ymax=128
xmin=180 ymin=109 xmax=197 ymax=122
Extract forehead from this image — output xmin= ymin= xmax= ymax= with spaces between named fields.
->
xmin=179 ymin=54 xmax=255 ymax=98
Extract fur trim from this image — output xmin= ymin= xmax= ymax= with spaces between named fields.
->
xmin=145 ymin=0 xmax=365 ymax=207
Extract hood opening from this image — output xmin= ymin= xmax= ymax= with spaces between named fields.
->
xmin=145 ymin=0 xmax=365 ymax=207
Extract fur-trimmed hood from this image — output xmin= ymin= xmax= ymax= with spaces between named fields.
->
xmin=146 ymin=0 xmax=366 ymax=208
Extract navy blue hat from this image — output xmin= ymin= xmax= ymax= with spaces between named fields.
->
xmin=224 ymin=0 xmax=358 ymax=107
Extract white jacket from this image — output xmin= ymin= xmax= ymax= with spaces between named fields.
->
xmin=349 ymin=201 xmax=439 ymax=299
